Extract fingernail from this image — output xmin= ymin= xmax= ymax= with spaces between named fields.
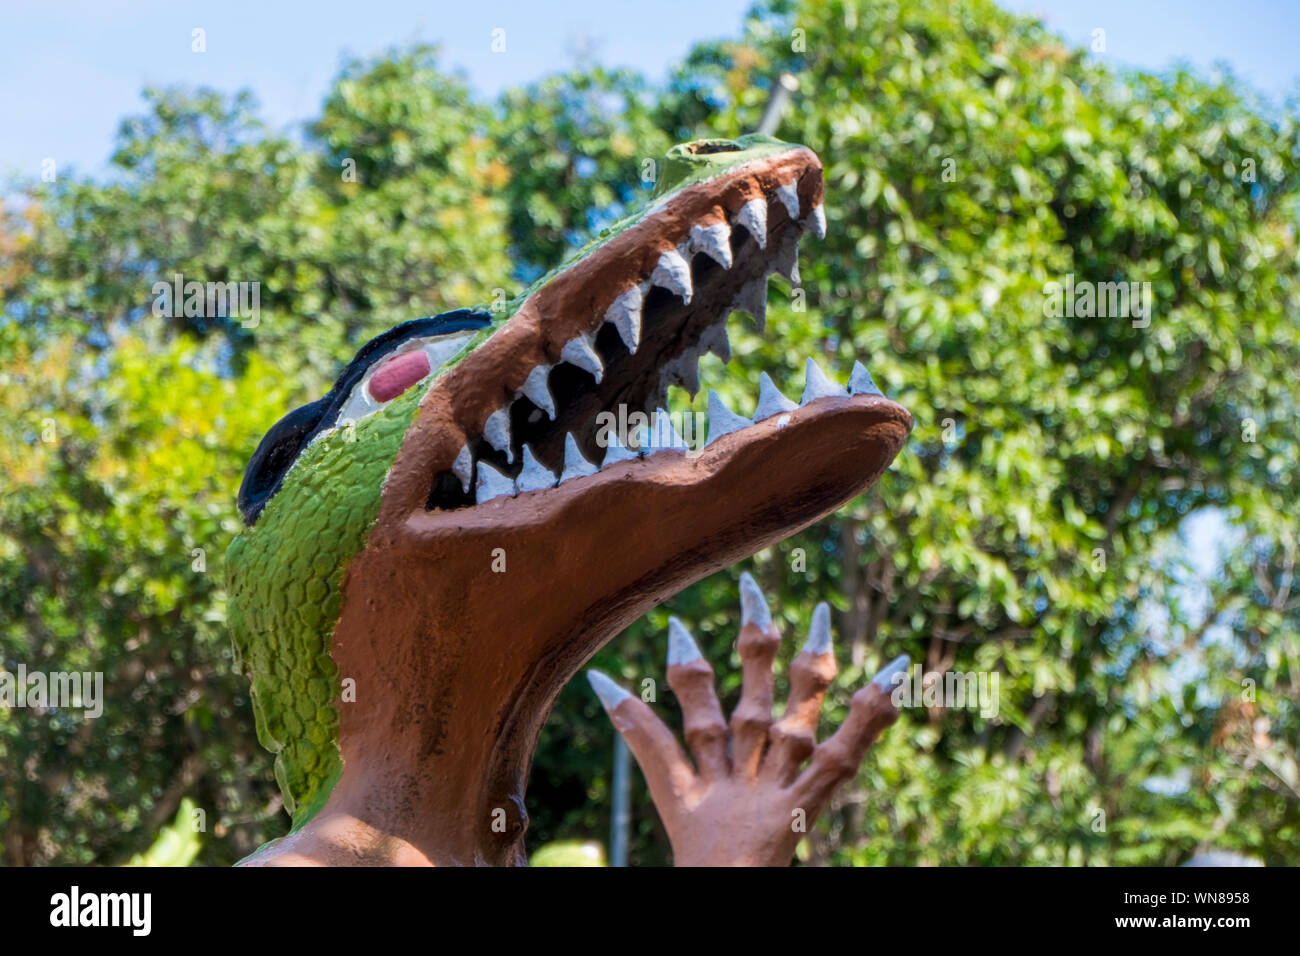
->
xmin=739 ymin=571 xmax=772 ymax=630
xmin=586 ymin=669 xmax=631 ymax=711
xmin=667 ymin=617 xmax=702 ymax=666
xmin=869 ymin=654 xmax=911 ymax=690
xmin=802 ymin=602 xmax=833 ymax=654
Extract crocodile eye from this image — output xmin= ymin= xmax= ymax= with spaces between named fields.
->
xmin=684 ymin=139 xmax=743 ymax=155
xmin=237 ymin=399 xmax=329 ymax=524
xmin=333 ymin=327 xmax=478 ymax=427
xmin=369 ymin=351 xmax=432 ymax=401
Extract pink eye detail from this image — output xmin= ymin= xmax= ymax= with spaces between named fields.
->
xmin=369 ymin=350 xmax=432 ymax=401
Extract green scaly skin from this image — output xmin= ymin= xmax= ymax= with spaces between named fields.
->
xmin=226 ymin=384 xmax=424 ymax=829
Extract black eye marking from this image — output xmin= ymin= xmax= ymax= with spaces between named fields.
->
xmin=237 ymin=309 xmax=492 ymax=526
xmin=237 ymin=399 xmax=329 ymax=525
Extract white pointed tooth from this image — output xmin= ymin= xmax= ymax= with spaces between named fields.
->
xmin=651 ymin=248 xmax=693 ymax=303
xmin=586 ymin=669 xmax=631 ymax=711
xmin=667 ymin=617 xmax=703 ymax=666
xmin=516 ymin=444 xmax=558 ymax=493
xmin=519 ymin=364 xmax=556 ymax=420
xmin=679 ymin=358 xmax=700 ymax=396
xmin=870 ymin=654 xmax=912 ymax=692
xmin=773 ymin=230 xmax=801 ymax=284
xmin=734 ymin=197 xmax=768 ymax=249
xmin=775 ymin=180 xmax=802 ymax=220
xmin=648 ymin=408 xmax=689 ymax=453
xmin=559 ymin=432 xmax=598 ymax=483
xmin=806 ymin=203 xmax=827 ymax=240
xmin=602 ymin=432 xmax=640 ymax=467
xmin=475 ymin=460 xmax=516 ymax=503
xmin=664 ymin=351 xmax=701 ymax=397
xmin=738 ymin=571 xmax=772 ymax=630
xmin=699 ymin=322 xmax=731 ymax=363
xmin=451 ymin=444 xmax=474 ymax=493
xmin=649 ymin=381 xmax=669 ymax=415
xmin=753 ymin=372 xmax=798 ymax=421
xmin=560 ymin=333 xmax=603 ymax=383
xmin=803 ymin=602 xmax=833 ymax=654
xmin=689 ymin=221 xmax=733 ymax=269
xmin=848 ymin=360 xmax=884 ymax=397
xmin=483 ymin=407 xmax=515 ymax=464
xmin=801 ymin=358 xmax=848 ymax=404
xmin=604 ymin=284 xmax=644 ymax=354
xmin=705 ymin=389 xmax=751 ymax=447
xmin=732 ymin=278 xmax=768 ymax=333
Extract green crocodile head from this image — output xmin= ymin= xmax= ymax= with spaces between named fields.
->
xmin=225 ymin=134 xmax=912 ymax=838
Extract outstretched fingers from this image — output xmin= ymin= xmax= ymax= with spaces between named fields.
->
xmin=666 ymin=618 xmax=731 ymax=783
xmin=729 ymin=573 xmax=781 ymax=779
xmin=790 ymin=654 xmax=910 ymax=813
xmin=761 ymin=603 xmax=837 ymax=786
xmin=588 ymin=670 xmax=697 ymax=805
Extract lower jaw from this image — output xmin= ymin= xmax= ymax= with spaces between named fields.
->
xmin=326 ymin=396 xmax=913 ymax=865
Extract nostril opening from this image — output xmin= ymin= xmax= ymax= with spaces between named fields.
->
xmin=684 ymin=140 xmax=742 ymax=155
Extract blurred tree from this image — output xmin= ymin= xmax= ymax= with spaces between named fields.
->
xmin=492 ymin=67 xmax=673 ymax=279
xmin=0 ymin=326 xmax=290 ymax=864
xmin=0 ymin=51 xmax=512 ymax=865
xmin=125 ymin=797 xmax=203 ymax=867
xmin=310 ymin=46 xmax=514 ymax=346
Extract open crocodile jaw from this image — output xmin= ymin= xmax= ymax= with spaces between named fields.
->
xmin=325 ymin=145 xmax=913 ymax=864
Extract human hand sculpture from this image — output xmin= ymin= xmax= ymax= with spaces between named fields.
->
xmin=589 ymin=573 xmax=909 ymax=867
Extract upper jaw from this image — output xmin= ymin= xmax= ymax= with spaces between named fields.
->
xmin=379 ymin=144 xmax=838 ymax=524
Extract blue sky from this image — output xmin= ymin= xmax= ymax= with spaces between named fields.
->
xmin=2 ymin=0 xmax=1297 ymax=181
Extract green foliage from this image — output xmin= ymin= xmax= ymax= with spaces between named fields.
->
xmin=124 ymin=797 xmax=202 ymax=867
xmin=2 ymin=0 xmax=1297 ymax=865
xmin=493 ymin=66 xmax=673 ymax=278
xmin=0 ymin=331 xmax=288 ymax=863
xmin=528 ymin=839 xmax=606 ymax=867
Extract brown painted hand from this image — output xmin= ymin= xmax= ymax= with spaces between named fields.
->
xmin=588 ymin=573 xmax=909 ymax=867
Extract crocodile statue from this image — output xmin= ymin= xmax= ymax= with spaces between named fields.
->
xmin=225 ymin=134 xmax=914 ymax=866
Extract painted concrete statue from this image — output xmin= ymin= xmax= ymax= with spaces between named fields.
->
xmin=225 ymin=135 xmax=914 ymax=866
